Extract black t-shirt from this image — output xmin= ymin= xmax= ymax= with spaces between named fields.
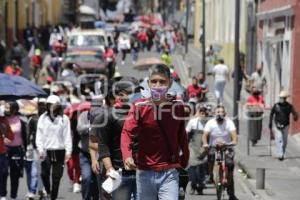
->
xmin=91 ymin=105 xmax=130 ymax=170
xmin=270 ymin=102 xmax=297 ymax=128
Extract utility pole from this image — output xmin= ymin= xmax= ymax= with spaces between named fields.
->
xmin=185 ymin=0 xmax=190 ymax=54
xmin=202 ymin=0 xmax=206 ymax=76
xmin=233 ymin=0 xmax=240 ymax=131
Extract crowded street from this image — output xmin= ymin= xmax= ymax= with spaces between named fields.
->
xmin=1 ymin=0 xmax=300 ymax=200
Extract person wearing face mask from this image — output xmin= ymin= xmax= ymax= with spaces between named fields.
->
xmin=90 ymin=77 xmax=140 ymax=200
xmin=186 ymin=76 xmax=202 ymax=102
xmin=202 ymin=105 xmax=238 ymax=200
xmin=185 ymin=105 xmax=208 ymax=195
xmin=249 ymin=62 xmax=267 ymax=95
xmin=0 ymin=109 xmax=14 ymax=200
xmin=25 ymin=98 xmax=47 ymax=199
xmin=269 ymin=91 xmax=298 ymax=161
xmin=121 ymin=64 xmax=189 ymax=200
xmin=4 ymin=60 xmax=22 ymax=76
xmin=35 ymin=95 xmax=72 ymax=200
xmin=245 ymin=86 xmax=265 ymax=146
xmin=4 ymin=101 xmax=27 ymax=200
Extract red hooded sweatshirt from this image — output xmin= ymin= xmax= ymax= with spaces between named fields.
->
xmin=121 ymin=98 xmax=189 ymax=171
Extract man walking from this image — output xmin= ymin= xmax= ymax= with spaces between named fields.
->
xmin=269 ymin=91 xmax=298 ymax=161
xmin=212 ymin=59 xmax=230 ymax=104
xmin=91 ymin=77 xmax=140 ymax=199
xmin=36 ymin=95 xmax=73 ymax=200
xmin=250 ymin=63 xmax=267 ymax=95
xmin=121 ymin=64 xmax=189 ymax=200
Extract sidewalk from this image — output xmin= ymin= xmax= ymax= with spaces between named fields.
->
xmin=174 ymin=43 xmax=300 ymax=200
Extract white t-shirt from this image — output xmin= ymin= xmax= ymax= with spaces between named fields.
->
xmin=213 ymin=64 xmax=229 ymax=82
xmin=186 ymin=117 xmax=205 ymax=133
xmin=204 ymin=118 xmax=236 ymax=145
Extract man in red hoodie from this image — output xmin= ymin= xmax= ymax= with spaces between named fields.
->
xmin=121 ymin=64 xmax=189 ymax=200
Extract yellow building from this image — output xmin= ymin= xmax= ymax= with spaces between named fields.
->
xmin=194 ymin=0 xmax=247 ymax=69
xmin=0 ymin=0 xmax=63 ymax=47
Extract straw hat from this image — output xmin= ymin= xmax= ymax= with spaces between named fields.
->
xmin=279 ymin=90 xmax=290 ymax=98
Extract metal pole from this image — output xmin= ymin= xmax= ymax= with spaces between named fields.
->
xmin=233 ymin=0 xmax=240 ymax=131
xmin=202 ymin=0 xmax=206 ymax=76
xmin=256 ymin=168 xmax=266 ymax=189
xmin=185 ymin=0 xmax=190 ymax=54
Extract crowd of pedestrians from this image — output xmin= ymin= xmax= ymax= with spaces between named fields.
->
xmin=0 ymin=18 xmax=298 ymax=200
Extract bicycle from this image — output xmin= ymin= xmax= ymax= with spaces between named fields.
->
xmin=210 ymin=143 xmax=235 ymax=200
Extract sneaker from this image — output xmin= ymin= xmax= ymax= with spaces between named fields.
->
xmin=73 ymin=183 xmax=81 ymax=193
xmin=278 ymin=156 xmax=285 ymax=161
xmin=121 ymin=61 xmax=125 ymax=65
xmin=0 ymin=197 xmax=7 ymax=200
xmin=26 ymin=192 xmax=36 ymax=199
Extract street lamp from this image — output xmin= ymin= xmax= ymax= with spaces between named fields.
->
xmin=185 ymin=0 xmax=190 ymax=54
xmin=233 ymin=0 xmax=240 ymax=131
xmin=202 ymin=0 xmax=206 ymax=77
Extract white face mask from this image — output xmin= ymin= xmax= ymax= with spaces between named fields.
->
xmin=279 ymin=98 xmax=286 ymax=103
xmin=0 ymin=105 xmax=4 ymax=117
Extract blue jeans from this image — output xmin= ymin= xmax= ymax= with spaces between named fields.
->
xmin=0 ymin=154 xmax=9 ymax=197
xmin=136 ymin=169 xmax=179 ymax=200
xmin=188 ymin=164 xmax=206 ymax=189
xmin=79 ymin=152 xmax=99 ymax=200
xmin=131 ymin=49 xmax=139 ymax=62
xmin=214 ymin=80 xmax=226 ymax=104
xmin=25 ymin=158 xmax=43 ymax=194
xmin=112 ymin=174 xmax=136 ymax=200
xmin=273 ymin=125 xmax=289 ymax=157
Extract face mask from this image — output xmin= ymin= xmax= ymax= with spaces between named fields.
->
xmin=253 ymin=91 xmax=260 ymax=96
xmin=4 ymin=111 xmax=11 ymax=117
xmin=128 ymin=93 xmax=141 ymax=103
xmin=150 ymin=86 xmax=168 ymax=101
xmin=216 ymin=114 xmax=225 ymax=122
xmin=0 ymin=105 xmax=4 ymax=117
xmin=279 ymin=98 xmax=286 ymax=103
xmin=201 ymin=119 xmax=207 ymax=125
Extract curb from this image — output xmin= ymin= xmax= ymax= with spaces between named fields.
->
xmin=236 ymin=154 xmax=277 ymax=200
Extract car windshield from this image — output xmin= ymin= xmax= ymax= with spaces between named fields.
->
xmin=65 ymin=53 xmax=102 ymax=63
xmin=69 ymin=35 xmax=105 ymax=47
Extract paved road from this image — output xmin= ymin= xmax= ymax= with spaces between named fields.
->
xmin=8 ymin=49 xmax=256 ymax=200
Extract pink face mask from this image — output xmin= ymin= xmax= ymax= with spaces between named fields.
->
xmin=150 ymin=86 xmax=168 ymax=101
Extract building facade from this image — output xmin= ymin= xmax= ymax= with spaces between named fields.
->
xmin=257 ymin=0 xmax=300 ymax=134
xmin=193 ymin=0 xmax=248 ymax=68
xmin=0 ymin=0 xmax=63 ymax=48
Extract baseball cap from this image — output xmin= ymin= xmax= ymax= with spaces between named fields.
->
xmin=46 ymin=95 xmax=61 ymax=104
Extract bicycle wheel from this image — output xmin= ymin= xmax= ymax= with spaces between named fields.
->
xmin=214 ymin=165 xmax=223 ymax=200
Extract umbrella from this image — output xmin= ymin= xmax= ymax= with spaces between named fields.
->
xmin=139 ymin=78 xmax=186 ymax=98
xmin=0 ymin=73 xmax=48 ymax=100
xmin=133 ymin=57 xmax=166 ymax=71
xmin=64 ymin=101 xmax=91 ymax=119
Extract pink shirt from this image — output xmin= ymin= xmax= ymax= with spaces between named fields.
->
xmin=6 ymin=116 xmax=23 ymax=147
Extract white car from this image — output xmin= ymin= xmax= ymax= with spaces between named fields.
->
xmin=67 ymin=29 xmax=109 ymax=52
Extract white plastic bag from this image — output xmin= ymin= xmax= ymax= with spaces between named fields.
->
xmin=102 ymin=169 xmax=122 ymax=194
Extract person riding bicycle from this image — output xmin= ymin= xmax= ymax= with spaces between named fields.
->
xmin=202 ymin=105 xmax=238 ymax=200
